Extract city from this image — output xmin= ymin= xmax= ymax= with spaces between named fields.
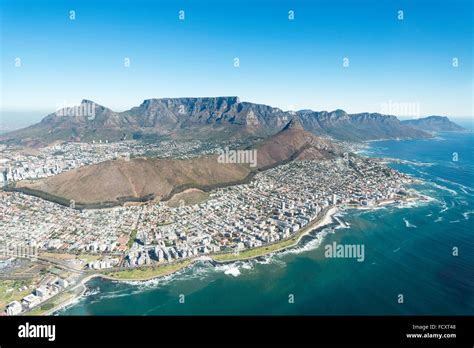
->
xmin=1 ymin=140 xmax=418 ymax=315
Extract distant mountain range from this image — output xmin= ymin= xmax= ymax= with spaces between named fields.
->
xmin=0 ymin=97 xmax=465 ymax=146
xmin=401 ymin=116 xmax=465 ymax=132
xmin=11 ymin=119 xmax=341 ymax=208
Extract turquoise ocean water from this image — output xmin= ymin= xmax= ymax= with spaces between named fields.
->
xmin=59 ymin=131 xmax=474 ymax=315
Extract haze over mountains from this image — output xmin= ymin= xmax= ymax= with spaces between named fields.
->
xmin=13 ymin=118 xmax=340 ymax=208
xmin=401 ymin=116 xmax=466 ymax=132
xmin=1 ymin=96 xmax=464 ymax=146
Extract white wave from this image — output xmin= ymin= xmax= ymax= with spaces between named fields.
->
xmin=223 ymin=265 xmax=241 ymax=277
xmin=358 ymin=206 xmax=387 ymax=212
xmin=463 ymin=210 xmax=474 ymax=220
xmin=449 ymin=220 xmax=460 ymax=224
xmin=435 ymin=177 xmax=474 ymax=195
xmin=411 ymin=161 xmax=436 ymax=167
xmin=83 ymin=287 xmax=100 ymax=297
xmin=120 ymin=263 xmax=195 ymax=289
xmin=333 ymin=215 xmax=350 ymax=229
xmin=413 ymin=169 xmax=430 ymax=176
xmin=335 ymin=224 xmax=350 ymax=230
xmin=421 ymin=193 xmax=438 ymax=201
xmin=280 ymin=226 xmax=335 ymax=256
xmin=254 ymin=256 xmax=273 ymax=265
xmin=403 ymin=218 xmax=417 ymax=228
xmin=434 ymin=217 xmax=443 ymax=223
xmin=393 ymin=199 xmax=427 ymax=209
xmin=266 ymin=257 xmax=287 ymax=268
xmin=54 ymin=295 xmax=84 ymax=314
xmin=439 ymin=200 xmax=449 ymax=213
xmin=429 ymin=182 xmax=458 ymax=196
xmin=393 ymin=247 xmax=400 ymax=253
xmin=212 ymin=260 xmax=258 ymax=277
xmin=95 ymin=286 xmax=131 ymax=295
xmin=96 ymin=289 xmax=146 ymax=300
xmin=241 ymin=263 xmax=253 ymax=270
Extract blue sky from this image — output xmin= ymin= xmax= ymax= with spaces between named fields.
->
xmin=0 ymin=0 xmax=472 ymax=126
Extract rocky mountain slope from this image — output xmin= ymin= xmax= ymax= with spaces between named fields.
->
xmin=0 ymin=97 xmax=439 ymax=145
xmin=401 ymin=116 xmax=465 ymax=132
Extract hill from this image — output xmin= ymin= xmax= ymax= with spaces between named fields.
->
xmin=401 ymin=116 xmax=465 ymax=132
xmin=12 ymin=119 xmax=340 ymax=208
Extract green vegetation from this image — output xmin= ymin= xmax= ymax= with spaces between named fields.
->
xmin=127 ymin=229 xmax=138 ymax=248
xmin=0 ymin=279 xmax=31 ymax=309
xmin=166 ymin=189 xmax=210 ymax=208
xmin=49 ymin=267 xmax=63 ymax=276
xmin=212 ymin=236 xmax=300 ymax=262
xmin=40 ymin=302 xmax=55 ymax=310
xmin=157 ymin=221 xmax=173 ymax=226
xmin=27 ymin=291 xmax=76 ymax=316
xmin=105 ymin=260 xmax=192 ymax=281
xmin=77 ymin=254 xmax=101 ymax=264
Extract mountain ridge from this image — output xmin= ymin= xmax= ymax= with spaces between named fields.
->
xmin=401 ymin=116 xmax=466 ymax=132
xmin=0 ymin=96 xmax=462 ymax=146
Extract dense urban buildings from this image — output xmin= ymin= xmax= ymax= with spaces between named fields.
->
xmin=0 ymin=138 xmax=416 ymax=315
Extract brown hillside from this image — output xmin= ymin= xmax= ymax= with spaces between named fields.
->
xmin=15 ymin=120 xmax=340 ymax=207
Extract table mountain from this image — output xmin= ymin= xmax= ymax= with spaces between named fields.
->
xmin=0 ymin=96 xmax=437 ymax=145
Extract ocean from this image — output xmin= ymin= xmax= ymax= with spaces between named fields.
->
xmin=59 ymin=131 xmax=474 ymax=315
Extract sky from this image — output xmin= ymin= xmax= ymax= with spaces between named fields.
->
xmin=0 ymin=0 xmax=472 ymax=130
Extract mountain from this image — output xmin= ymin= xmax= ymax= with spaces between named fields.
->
xmin=12 ymin=119 xmax=340 ymax=208
xmin=0 ymin=97 xmax=433 ymax=145
xmin=255 ymin=118 xmax=338 ymax=168
xmin=281 ymin=117 xmax=304 ymax=131
xmin=297 ymin=110 xmax=429 ymax=141
xmin=401 ymin=116 xmax=465 ymax=132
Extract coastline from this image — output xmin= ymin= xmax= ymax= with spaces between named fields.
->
xmin=42 ymin=195 xmax=421 ymax=316
xmin=40 ymin=206 xmax=338 ymax=315
xmin=4 ymin=131 xmax=465 ymax=316
xmin=40 ymin=260 xmax=196 ymax=315
xmin=211 ymin=206 xmax=338 ymax=263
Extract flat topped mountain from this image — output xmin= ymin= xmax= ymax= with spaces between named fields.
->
xmin=1 ymin=96 xmax=457 ymax=146
xmin=14 ymin=120 xmax=341 ymax=208
xmin=401 ymin=116 xmax=465 ymax=132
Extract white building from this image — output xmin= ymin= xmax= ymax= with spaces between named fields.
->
xmin=57 ymin=278 xmax=69 ymax=288
xmin=22 ymin=294 xmax=41 ymax=309
xmin=5 ymin=301 xmax=22 ymax=315
xmin=35 ymin=286 xmax=49 ymax=298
